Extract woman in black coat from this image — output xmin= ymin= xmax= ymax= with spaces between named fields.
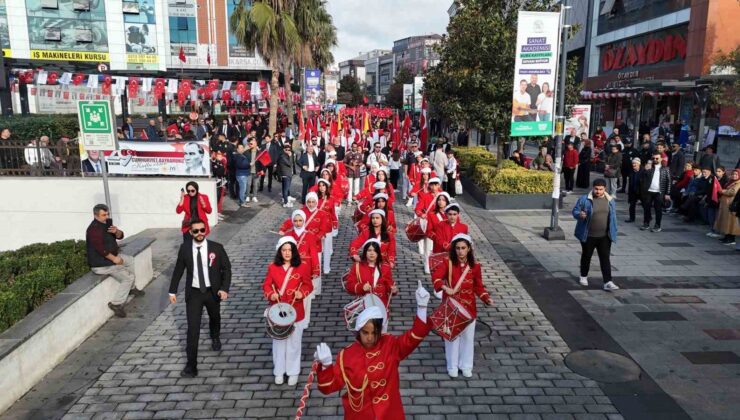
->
xmin=576 ymin=139 xmax=592 ymax=189
xmin=277 ymin=142 xmax=295 ymax=207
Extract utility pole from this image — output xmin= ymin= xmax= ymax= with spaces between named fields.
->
xmin=543 ymin=0 xmax=570 ymax=241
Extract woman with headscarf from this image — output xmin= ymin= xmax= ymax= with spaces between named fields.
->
xmin=176 ymin=181 xmax=212 ymax=241
xmin=263 ymin=236 xmax=312 ymax=386
xmin=349 ymin=209 xmax=397 ymax=267
xmin=715 ymin=169 xmax=740 ymax=244
xmin=315 ymin=282 xmax=432 ymax=419
xmin=431 ymin=233 xmax=493 ymax=378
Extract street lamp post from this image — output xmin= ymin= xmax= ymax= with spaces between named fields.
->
xmin=543 ymin=0 xmax=570 ymax=241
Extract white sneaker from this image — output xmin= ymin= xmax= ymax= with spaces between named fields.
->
xmin=447 ymin=369 xmax=458 ymax=378
xmin=252 ymin=197 xmax=259 ymax=203
xmin=288 ymin=196 xmax=296 ymax=202
xmin=461 ymin=369 xmax=472 ymax=378
xmin=282 ymin=203 xmax=289 ymax=208
xmin=287 ymin=375 xmax=298 ymax=386
xmin=275 ymin=375 xmax=284 ymax=385
xmin=579 ymin=277 xmax=588 ymax=287
xmin=241 ymin=203 xmax=249 ymax=208
xmin=603 ymin=281 xmax=620 ymax=291
xmin=245 ymin=197 xmax=251 ymax=203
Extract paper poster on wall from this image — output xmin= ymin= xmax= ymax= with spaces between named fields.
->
xmin=564 ymin=104 xmax=592 ymax=138
xmin=93 ymin=140 xmax=212 ymax=176
xmin=510 ymin=11 xmax=560 ymax=137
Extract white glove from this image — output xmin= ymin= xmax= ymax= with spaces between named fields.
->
xmin=314 ymin=343 xmax=333 ymax=367
xmin=415 ymin=280 xmax=430 ymax=308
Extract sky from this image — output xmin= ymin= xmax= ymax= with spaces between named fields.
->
xmin=326 ymin=0 xmax=451 ymax=65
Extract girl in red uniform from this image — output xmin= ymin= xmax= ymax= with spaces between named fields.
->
xmin=415 ymin=177 xmax=443 ymax=273
xmin=356 ymin=193 xmax=396 ymax=235
xmin=282 ymin=210 xmax=320 ymax=281
xmin=315 ymin=283 xmax=432 ymax=420
xmin=431 ymin=233 xmax=493 ymax=378
xmin=429 ymin=203 xmax=469 ymax=254
xmin=262 ymin=236 xmax=313 ymax=386
xmin=316 ymin=179 xmax=338 ymax=274
xmin=349 ymin=209 xmax=397 ymax=267
xmin=344 ymin=239 xmax=398 ymax=307
xmin=426 ymin=192 xmax=451 ymax=234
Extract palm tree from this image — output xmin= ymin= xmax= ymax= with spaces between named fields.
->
xmin=286 ymin=0 xmax=336 ymax=132
xmin=230 ymin=0 xmax=300 ymax=135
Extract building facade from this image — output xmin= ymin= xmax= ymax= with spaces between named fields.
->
xmin=0 ymin=0 xmax=269 ymax=77
xmin=581 ymin=0 xmax=739 ymax=146
xmin=392 ymin=34 xmax=441 ymax=76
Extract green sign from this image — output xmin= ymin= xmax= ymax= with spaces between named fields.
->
xmin=77 ymin=100 xmax=116 ymax=150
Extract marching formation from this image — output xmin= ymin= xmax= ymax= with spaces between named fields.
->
xmin=168 ymin=136 xmax=494 ymax=418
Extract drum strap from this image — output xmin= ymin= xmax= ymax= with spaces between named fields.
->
xmin=447 ymin=261 xmax=470 ymax=296
xmin=305 ymin=209 xmax=319 ymax=229
xmin=279 ymin=267 xmax=294 ymax=296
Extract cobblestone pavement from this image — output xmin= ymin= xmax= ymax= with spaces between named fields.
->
xmin=50 ymin=193 xmax=623 ymax=420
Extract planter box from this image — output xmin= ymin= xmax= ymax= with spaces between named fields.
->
xmin=0 ymin=236 xmax=155 ymax=414
xmin=461 ymin=175 xmax=563 ymax=210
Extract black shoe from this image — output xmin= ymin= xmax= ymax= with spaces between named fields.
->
xmin=129 ymin=287 xmax=145 ymax=297
xmin=640 ymin=224 xmax=650 ymax=230
xmin=181 ymin=366 xmax=198 ymax=378
xmin=624 ymin=219 xmax=634 ymax=223
xmin=650 ymin=226 xmax=662 ymax=233
xmin=107 ymin=302 xmax=126 ymax=318
xmin=211 ymin=337 xmax=222 ymax=351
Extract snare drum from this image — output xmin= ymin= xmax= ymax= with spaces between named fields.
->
xmin=405 ymin=217 xmax=427 ymax=243
xmin=264 ymin=302 xmax=297 ymax=340
xmin=429 ymin=297 xmax=473 ymax=341
xmin=343 ymin=294 xmax=386 ymax=331
xmin=428 ymin=252 xmax=447 ymax=274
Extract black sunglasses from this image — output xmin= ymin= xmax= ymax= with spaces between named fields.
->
xmin=191 ymin=228 xmax=206 ymax=234
xmin=187 ymin=189 xmax=196 ymax=193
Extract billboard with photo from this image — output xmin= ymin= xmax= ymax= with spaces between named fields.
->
xmin=87 ymin=140 xmax=212 ymax=176
xmin=510 ymin=11 xmax=560 ymax=137
xmin=123 ymin=0 xmax=158 ymax=65
xmin=564 ymin=104 xmax=592 ymax=138
xmin=324 ymin=78 xmax=337 ymax=103
xmin=26 ymin=0 xmax=109 ymax=59
xmin=123 ymin=0 xmax=155 ymax=24
xmin=413 ymin=76 xmax=423 ymax=111
xmin=304 ymin=69 xmax=322 ymax=111
xmin=226 ymin=0 xmax=254 ymax=59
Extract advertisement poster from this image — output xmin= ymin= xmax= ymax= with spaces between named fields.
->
xmin=510 ymin=11 xmax=560 ymax=137
xmin=124 ymin=0 xmax=158 ymax=64
xmin=304 ymin=69 xmax=322 ymax=111
xmin=26 ymin=0 xmax=109 ymax=60
xmin=324 ymin=77 xmax=337 ymax=103
xmin=413 ymin=76 xmax=423 ymax=111
xmin=226 ymin=0 xmax=253 ymax=60
xmin=565 ymin=104 xmax=592 ymax=138
xmin=88 ymin=140 xmax=212 ymax=176
xmin=0 ymin=0 xmax=10 ymax=57
xmin=34 ymin=85 xmax=110 ymax=114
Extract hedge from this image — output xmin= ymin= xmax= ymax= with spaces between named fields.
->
xmin=455 ymin=146 xmax=497 ymax=172
xmin=472 ymin=163 xmax=553 ymax=194
xmin=0 ymin=114 xmax=81 ymax=141
xmin=0 ymin=240 xmax=88 ymax=333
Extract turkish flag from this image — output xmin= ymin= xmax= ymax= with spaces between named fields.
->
xmin=178 ymin=47 xmax=186 ymax=63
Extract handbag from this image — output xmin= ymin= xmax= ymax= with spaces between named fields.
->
xmin=455 ymin=179 xmax=463 ymax=195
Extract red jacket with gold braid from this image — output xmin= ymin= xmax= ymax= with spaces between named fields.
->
xmin=349 ymin=228 xmax=397 ymax=266
xmin=344 ymin=261 xmax=395 ymax=307
xmin=317 ymin=316 xmax=432 ymax=420
xmin=283 ymin=228 xmax=320 ymax=279
xmin=279 ymin=206 xmax=333 ymax=251
xmin=431 ymin=259 xmax=491 ymax=319
xmin=429 ymin=221 xmax=469 ymax=254
xmin=262 ymin=263 xmax=313 ymax=322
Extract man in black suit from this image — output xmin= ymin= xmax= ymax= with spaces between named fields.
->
xmin=298 ymin=143 xmax=319 ymax=203
xmin=168 ymin=219 xmax=231 ymax=378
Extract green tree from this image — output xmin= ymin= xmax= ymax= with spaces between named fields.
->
xmin=709 ymin=45 xmax=740 ymax=128
xmin=425 ymin=0 xmax=580 ymax=167
xmin=337 ymin=75 xmax=366 ymax=106
xmin=386 ymin=67 xmax=414 ymax=110
xmin=230 ymin=0 xmax=300 ymax=135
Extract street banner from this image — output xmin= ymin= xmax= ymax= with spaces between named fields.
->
xmin=510 ymin=11 xmax=560 ymax=137
xmin=403 ymin=84 xmax=413 ymax=109
xmin=325 ymin=77 xmax=338 ymax=103
xmin=304 ymin=69 xmax=322 ymax=111
xmin=99 ymin=140 xmax=212 ymax=176
xmin=413 ymin=77 xmax=423 ymax=111
xmin=565 ymin=104 xmax=592 ymax=138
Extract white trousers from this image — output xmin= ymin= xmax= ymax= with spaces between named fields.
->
xmin=418 ymin=237 xmax=432 ymax=273
xmin=444 ymin=320 xmax=476 ymax=371
xmin=272 ymin=324 xmax=304 ymax=377
xmin=323 ymin=235 xmax=333 ymax=273
xmin=348 ymin=177 xmax=361 ymax=200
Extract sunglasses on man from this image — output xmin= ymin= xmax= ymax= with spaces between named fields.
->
xmin=191 ymin=227 xmax=206 ymax=234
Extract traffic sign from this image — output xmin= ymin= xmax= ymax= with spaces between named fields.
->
xmin=77 ymin=100 xmax=117 ymax=151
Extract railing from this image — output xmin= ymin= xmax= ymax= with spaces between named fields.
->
xmin=0 ymin=140 xmax=82 ymax=177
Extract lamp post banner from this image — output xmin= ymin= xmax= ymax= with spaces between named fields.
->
xmin=510 ymin=11 xmax=560 ymax=137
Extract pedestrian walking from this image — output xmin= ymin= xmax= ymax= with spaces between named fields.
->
xmin=572 ymin=179 xmax=620 ymax=291
xmin=176 ymin=181 xmax=212 ymax=241
xmin=299 ymin=143 xmax=319 ymax=203
xmin=168 ymin=218 xmax=231 ymax=377
xmin=277 ymin=142 xmax=295 ymax=207
xmin=86 ymin=204 xmax=145 ymax=318
xmin=624 ymin=158 xmax=642 ymax=223
xmin=639 ymin=152 xmax=671 ymax=232
xmin=604 ymin=144 xmax=622 ymax=197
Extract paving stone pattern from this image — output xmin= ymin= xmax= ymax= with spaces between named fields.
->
xmin=59 ymin=197 xmax=621 ymax=420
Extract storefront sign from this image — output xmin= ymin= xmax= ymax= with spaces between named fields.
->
xmin=599 ymin=26 xmax=687 ymax=74
xmin=510 ymin=11 xmax=560 ymax=137
xmin=30 ymin=50 xmax=109 ymax=62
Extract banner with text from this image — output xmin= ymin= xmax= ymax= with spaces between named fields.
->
xmin=510 ymin=11 xmax=560 ymax=137
xmin=103 ymin=140 xmax=211 ymax=176
xmin=304 ymin=69 xmax=322 ymax=111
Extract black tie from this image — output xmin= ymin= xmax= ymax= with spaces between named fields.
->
xmin=196 ymin=246 xmax=206 ymax=293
